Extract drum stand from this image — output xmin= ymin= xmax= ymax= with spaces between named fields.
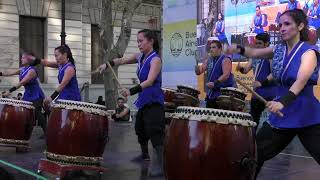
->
xmin=37 ymin=159 xmax=107 ymax=180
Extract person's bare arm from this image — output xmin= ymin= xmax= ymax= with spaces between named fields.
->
xmin=116 ymin=108 xmax=130 ymax=118
xmin=217 ymin=57 xmax=232 ymax=82
xmin=55 ymin=66 xmax=75 ymax=92
xmin=140 ymin=57 xmax=162 ymax=88
xmin=1 ymin=69 xmax=20 ymax=76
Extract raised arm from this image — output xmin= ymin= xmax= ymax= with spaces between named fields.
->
xmin=29 ymin=55 xmax=58 ymax=68
xmin=1 ymin=69 xmax=20 ymax=76
xmin=226 ymin=44 xmax=274 ymax=59
xmin=39 ymin=59 xmax=59 ymax=68
xmin=96 ymin=53 xmax=140 ymax=73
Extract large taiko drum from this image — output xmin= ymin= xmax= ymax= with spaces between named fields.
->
xmin=165 ymin=106 xmax=257 ymax=180
xmin=46 ymin=100 xmax=109 ymax=166
xmin=308 ymin=26 xmax=317 ymax=45
xmin=0 ymin=98 xmax=35 ymax=147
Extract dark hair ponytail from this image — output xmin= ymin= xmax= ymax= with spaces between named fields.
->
xmin=55 ymin=44 xmax=75 ymax=65
xmin=280 ymin=9 xmax=309 ymax=42
xmin=138 ymin=29 xmax=160 ymax=54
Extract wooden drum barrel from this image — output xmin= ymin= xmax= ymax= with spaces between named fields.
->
xmin=165 ymin=106 xmax=257 ymax=180
xmin=46 ymin=100 xmax=109 ymax=166
xmin=0 ymin=98 xmax=35 ymax=147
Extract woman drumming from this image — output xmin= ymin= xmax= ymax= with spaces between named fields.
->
xmin=227 ymin=9 xmax=320 ymax=179
xmin=1 ymin=52 xmax=46 ymax=137
xmin=31 ymin=45 xmax=81 ymax=104
xmin=195 ymin=40 xmax=235 ymax=108
xmin=97 ymin=29 xmax=164 ymax=176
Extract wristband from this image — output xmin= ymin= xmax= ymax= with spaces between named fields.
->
xmin=279 ymin=91 xmax=297 ymax=107
xmin=9 ymin=86 xmax=17 ymax=93
xmin=129 ymin=84 xmax=143 ymax=95
xmin=214 ymin=79 xmax=222 ymax=87
xmin=50 ymin=90 xmax=60 ymax=100
xmin=105 ymin=60 xmax=115 ymax=68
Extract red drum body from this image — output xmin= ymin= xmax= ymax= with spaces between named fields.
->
xmin=46 ymin=100 xmax=109 ymax=166
xmin=244 ymin=33 xmax=257 ymax=47
xmin=165 ymin=107 xmax=257 ymax=180
xmin=308 ymin=26 xmax=317 ymax=45
xmin=0 ymin=98 xmax=35 ymax=147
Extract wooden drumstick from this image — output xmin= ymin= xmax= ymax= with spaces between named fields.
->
xmin=235 ymin=78 xmax=283 ymax=117
xmin=235 ymin=77 xmax=267 ymax=104
xmin=105 ymin=61 xmax=123 ymax=89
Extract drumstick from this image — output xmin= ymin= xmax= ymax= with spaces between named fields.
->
xmin=106 ymin=61 xmax=123 ymax=89
xmin=235 ymin=78 xmax=267 ymax=104
xmin=235 ymin=78 xmax=284 ymax=117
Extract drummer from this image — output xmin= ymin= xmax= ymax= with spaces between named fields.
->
xmin=1 ymin=51 xmax=46 ymax=137
xmin=226 ymin=9 xmax=320 ymax=179
xmin=236 ymin=33 xmax=276 ymax=128
xmin=195 ymin=40 xmax=235 ymax=108
xmin=30 ymin=44 xmax=81 ymax=104
xmin=213 ymin=12 xmax=229 ymax=46
xmin=250 ymin=5 xmax=265 ymax=34
xmin=96 ymin=29 xmax=164 ymax=176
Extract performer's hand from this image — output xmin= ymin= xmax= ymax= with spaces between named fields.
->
xmin=2 ymin=91 xmax=10 ymax=97
xmin=266 ymin=101 xmax=284 ymax=117
xmin=120 ymin=88 xmax=130 ymax=97
xmin=206 ymin=82 xmax=215 ymax=89
xmin=96 ymin=64 xmax=107 ymax=74
xmin=195 ymin=65 xmax=201 ymax=75
xmin=43 ymin=97 xmax=53 ymax=106
xmin=253 ymin=81 xmax=262 ymax=89
xmin=223 ymin=44 xmax=237 ymax=55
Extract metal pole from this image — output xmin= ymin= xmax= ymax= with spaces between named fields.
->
xmin=60 ymin=0 xmax=66 ymax=45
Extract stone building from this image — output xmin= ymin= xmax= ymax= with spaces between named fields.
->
xmin=0 ymin=0 xmax=161 ymax=102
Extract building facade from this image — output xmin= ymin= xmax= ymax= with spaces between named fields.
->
xmin=0 ymin=0 xmax=161 ymax=103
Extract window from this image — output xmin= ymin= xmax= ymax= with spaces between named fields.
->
xmin=19 ymin=16 xmax=45 ymax=82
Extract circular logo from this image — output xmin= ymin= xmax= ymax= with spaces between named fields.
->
xmin=170 ymin=33 xmax=183 ymax=57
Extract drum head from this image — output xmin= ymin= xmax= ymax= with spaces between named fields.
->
xmin=52 ymin=99 xmax=109 ymax=116
xmin=171 ymin=106 xmax=256 ymax=127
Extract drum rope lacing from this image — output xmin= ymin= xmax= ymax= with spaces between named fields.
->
xmin=0 ymin=98 xmax=34 ymax=109
xmin=52 ymin=100 xmax=110 ymax=116
xmin=169 ymin=106 xmax=256 ymax=127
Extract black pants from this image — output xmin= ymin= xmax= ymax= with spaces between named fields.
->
xmin=135 ymin=103 xmax=165 ymax=147
xmin=206 ymin=99 xmax=219 ymax=109
xmin=255 ymin=122 xmax=320 ymax=179
xmin=32 ymin=98 xmax=47 ymax=134
xmin=250 ymin=97 xmax=273 ymax=128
